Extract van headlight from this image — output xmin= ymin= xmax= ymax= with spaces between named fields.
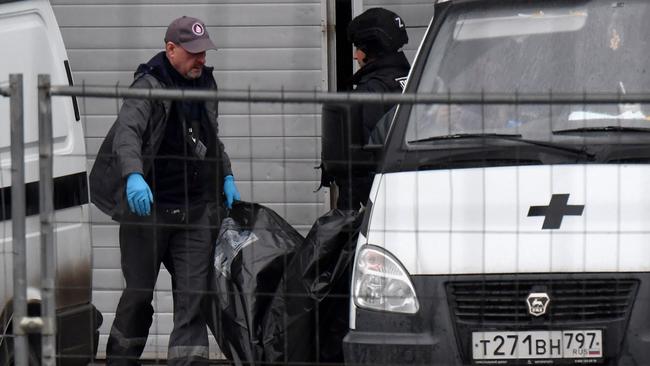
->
xmin=352 ymin=245 xmax=419 ymax=314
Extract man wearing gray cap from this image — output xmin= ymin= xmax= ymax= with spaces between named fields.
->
xmin=90 ymin=16 xmax=239 ymax=365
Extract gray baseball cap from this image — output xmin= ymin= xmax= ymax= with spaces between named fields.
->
xmin=164 ymin=16 xmax=217 ymax=53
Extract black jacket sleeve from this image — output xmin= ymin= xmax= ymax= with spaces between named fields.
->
xmin=355 ymin=78 xmax=393 ymax=144
xmin=204 ymin=79 xmax=233 ymax=178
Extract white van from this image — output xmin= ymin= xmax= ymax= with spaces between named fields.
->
xmin=343 ymin=0 xmax=650 ymax=364
xmin=0 ymin=0 xmax=100 ymax=364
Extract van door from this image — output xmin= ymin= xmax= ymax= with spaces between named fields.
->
xmin=0 ymin=0 xmax=92 ymax=326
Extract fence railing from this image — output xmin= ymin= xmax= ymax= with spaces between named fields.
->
xmin=5 ymin=74 xmax=58 ymax=366
xmin=50 ymin=83 xmax=650 ymax=104
xmin=9 ymin=74 xmax=29 ymax=366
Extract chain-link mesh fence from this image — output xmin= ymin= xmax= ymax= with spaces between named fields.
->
xmin=4 ymin=75 xmax=650 ymax=365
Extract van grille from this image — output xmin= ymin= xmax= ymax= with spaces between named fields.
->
xmin=448 ymin=279 xmax=638 ymax=324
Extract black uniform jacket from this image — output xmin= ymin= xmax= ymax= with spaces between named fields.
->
xmin=350 ymin=51 xmax=411 ymax=144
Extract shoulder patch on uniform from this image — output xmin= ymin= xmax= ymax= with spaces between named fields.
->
xmin=395 ymin=76 xmax=408 ymax=90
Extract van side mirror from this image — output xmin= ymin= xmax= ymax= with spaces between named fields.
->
xmin=321 ymin=103 xmax=380 ymax=182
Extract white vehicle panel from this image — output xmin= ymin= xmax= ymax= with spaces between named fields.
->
xmin=0 ymin=0 xmax=83 ymax=187
xmin=366 ymin=165 xmax=650 ymax=275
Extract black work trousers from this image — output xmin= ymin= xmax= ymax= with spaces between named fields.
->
xmin=106 ymin=205 xmax=212 ymax=366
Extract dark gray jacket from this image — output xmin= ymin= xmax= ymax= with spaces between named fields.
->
xmin=89 ymin=70 xmax=232 ymax=220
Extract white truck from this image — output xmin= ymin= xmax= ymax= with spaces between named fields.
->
xmin=0 ymin=0 xmax=100 ymax=364
xmin=341 ymin=0 xmax=650 ymax=364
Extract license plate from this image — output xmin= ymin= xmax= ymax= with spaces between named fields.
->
xmin=472 ymin=330 xmax=603 ymax=361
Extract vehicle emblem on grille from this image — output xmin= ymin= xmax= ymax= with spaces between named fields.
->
xmin=526 ymin=293 xmax=550 ymax=316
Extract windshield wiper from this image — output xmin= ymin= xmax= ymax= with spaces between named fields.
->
xmin=553 ymin=126 xmax=650 ymax=135
xmin=409 ymin=133 xmax=595 ymax=159
xmin=409 ymin=133 xmax=523 ymax=143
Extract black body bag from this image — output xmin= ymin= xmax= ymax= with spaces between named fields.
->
xmin=262 ymin=209 xmax=363 ymax=364
xmin=204 ymin=201 xmax=304 ymax=366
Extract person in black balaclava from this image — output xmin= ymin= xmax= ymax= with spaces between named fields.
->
xmin=337 ymin=7 xmax=411 ymax=210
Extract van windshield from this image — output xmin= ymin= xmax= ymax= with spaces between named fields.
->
xmin=406 ymin=0 xmax=650 ymax=145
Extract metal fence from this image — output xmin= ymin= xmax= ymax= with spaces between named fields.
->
xmin=4 ymin=73 xmax=650 ymax=365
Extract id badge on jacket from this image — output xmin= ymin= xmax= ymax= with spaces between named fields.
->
xmin=186 ymin=126 xmax=207 ymax=160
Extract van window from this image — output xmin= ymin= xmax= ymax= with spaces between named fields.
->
xmin=406 ymin=0 xmax=650 ymax=145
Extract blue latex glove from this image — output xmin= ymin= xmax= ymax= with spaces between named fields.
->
xmin=126 ymin=173 xmax=153 ymax=216
xmin=223 ymin=175 xmax=240 ymax=209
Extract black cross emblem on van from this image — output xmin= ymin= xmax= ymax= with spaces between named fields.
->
xmin=527 ymin=194 xmax=584 ymax=230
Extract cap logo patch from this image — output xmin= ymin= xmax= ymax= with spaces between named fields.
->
xmin=192 ymin=22 xmax=205 ymax=36
xmin=395 ymin=17 xmax=404 ymax=28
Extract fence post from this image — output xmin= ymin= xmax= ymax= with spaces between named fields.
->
xmin=38 ymin=74 xmax=56 ymax=366
xmin=10 ymin=74 xmax=29 ymax=365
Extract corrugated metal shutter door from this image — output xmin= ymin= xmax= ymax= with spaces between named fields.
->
xmin=51 ymin=0 xmax=327 ymax=359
